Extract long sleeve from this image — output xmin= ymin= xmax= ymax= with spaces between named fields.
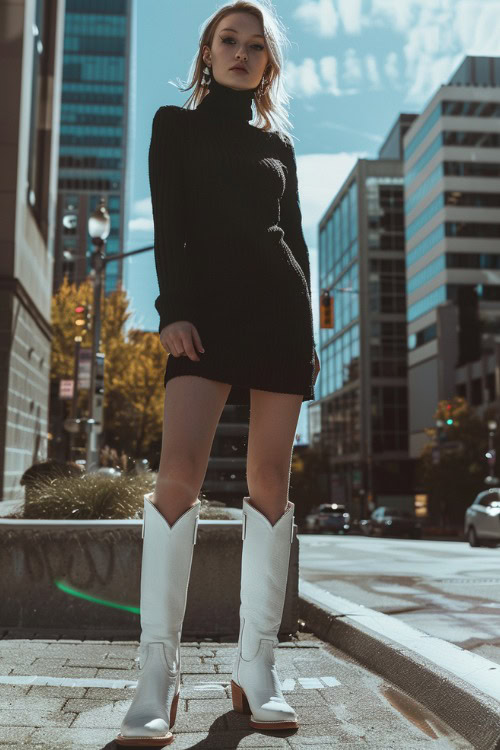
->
xmin=149 ymin=105 xmax=194 ymax=334
xmin=278 ymin=135 xmax=312 ymax=300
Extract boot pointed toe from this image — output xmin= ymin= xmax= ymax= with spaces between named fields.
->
xmin=231 ymin=497 xmax=300 ymax=731
xmin=116 ymin=493 xmax=200 ymax=746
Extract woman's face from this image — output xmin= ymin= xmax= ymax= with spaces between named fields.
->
xmin=202 ymin=12 xmax=269 ymax=92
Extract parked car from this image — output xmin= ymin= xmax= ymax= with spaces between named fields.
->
xmin=303 ymin=503 xmax=351 ymax=534
xmin=360 ymin=506 xmax=422 ymax=539
xmin=464 ymin=488 xmax=500 ymax=547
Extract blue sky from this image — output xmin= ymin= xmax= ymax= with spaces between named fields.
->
xmin=124 ymin=0 xmax=500 ymax=436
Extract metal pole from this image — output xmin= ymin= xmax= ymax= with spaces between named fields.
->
xmin=86 ymin=241 xmax=105 ymax=472
xmin=68 ymin=339 xmax=81 ymax=462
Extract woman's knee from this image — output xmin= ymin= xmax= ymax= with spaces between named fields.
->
xmin=246 ymin=463 xmax=291 ymax=495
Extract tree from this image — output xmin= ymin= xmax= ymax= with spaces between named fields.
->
xmin=50 ymin=276 xmax=166 ymax=460
xmin=290 ymin=442 xmax=331 ymax=519
xmin=417 ymin=397 xmax=487 ymax=528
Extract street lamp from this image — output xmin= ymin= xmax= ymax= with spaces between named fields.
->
xmin=86 ymin=198 xmax=110 ymax=472
xmin=485 ymin=419 xmax=498 ymax=486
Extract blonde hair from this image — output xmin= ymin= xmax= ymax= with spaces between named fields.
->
xmin=168 ymin=0 xmax=295 ymax=143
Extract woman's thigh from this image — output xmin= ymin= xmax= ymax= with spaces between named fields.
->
xmin=158 ymin=375 xmax=232 ymax=489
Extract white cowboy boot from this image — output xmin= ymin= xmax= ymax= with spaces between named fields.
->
xmin=115 ymin=491 xmax=200 ymax=746
xmin=231 ymin=496 xmax=299 ymax=730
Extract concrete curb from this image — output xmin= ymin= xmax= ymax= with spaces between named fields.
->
xmin=299 ymin=579 xmax=500 ymax=750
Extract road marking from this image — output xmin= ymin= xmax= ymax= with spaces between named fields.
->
xmin=0 ymin=674 xmax=341 ymax=691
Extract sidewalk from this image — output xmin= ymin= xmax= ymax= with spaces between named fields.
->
xmin=0 ymin=630 xmax=473 ymax=749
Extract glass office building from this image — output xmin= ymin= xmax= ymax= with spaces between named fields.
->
xmin=404 ymin=56 xmax=500 ymax=458
xmin=314 ymin=116 xmax=416 ymax=518
xmin=54 ymin=0 xmax=134 ymax=295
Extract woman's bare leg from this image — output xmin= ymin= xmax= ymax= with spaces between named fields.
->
xmin=154 ymin=375 xmax=232 ymax=526
xmin=246 ymin=389 xmax=303 ymax=525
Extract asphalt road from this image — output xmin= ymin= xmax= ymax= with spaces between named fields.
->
xmin=298 ymin=533 xmax=500 ymax=666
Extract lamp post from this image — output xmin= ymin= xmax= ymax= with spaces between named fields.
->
xmin=485 ymin=419 xmax=498 ymax=486
xmin=86 ymin=198 xmax=110 ymax=473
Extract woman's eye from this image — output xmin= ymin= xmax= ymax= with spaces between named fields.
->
xmin=222 ymin=37 xmax=264 ymax=50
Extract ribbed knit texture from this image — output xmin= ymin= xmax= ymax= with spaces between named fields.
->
xmin=148 ymin=74 xmax=316 ymax=405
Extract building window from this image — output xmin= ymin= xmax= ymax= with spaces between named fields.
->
xmin=408 ymin=323 xmax=437 ymax=350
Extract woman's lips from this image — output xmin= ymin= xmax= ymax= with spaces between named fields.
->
xmin=230 ymin=68 xmax=248 ymax=73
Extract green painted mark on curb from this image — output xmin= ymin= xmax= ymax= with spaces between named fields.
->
xmin=54 ymin=579 xmax=140 ymax=614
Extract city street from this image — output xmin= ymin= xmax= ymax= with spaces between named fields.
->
xmin=298 ymin=534 xmax=500 ymax=665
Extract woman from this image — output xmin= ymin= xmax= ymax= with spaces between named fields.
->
xmin=116 ymin=0 xmax=320 ymax=745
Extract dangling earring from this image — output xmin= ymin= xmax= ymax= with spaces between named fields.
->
xmin=201 ymin=64 xmax=212 ymax=87
xmin=255 ymin=70 xmax=270 ymax=100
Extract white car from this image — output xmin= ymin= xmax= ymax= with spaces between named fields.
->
xmin=464 ymin=488 xmax=500 ymax=547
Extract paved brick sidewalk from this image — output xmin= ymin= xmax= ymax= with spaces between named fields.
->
xmin=0 ymin=631 xmax=472 ymax=749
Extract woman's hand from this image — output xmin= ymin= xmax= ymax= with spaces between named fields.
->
xmin=159 ymin=321 xmax=205 ymax=362
xmin=313 ymin=348 xmax=320 ymax=386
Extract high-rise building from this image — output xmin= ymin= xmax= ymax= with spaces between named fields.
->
xmin=0 ymin=0 xmax=65 ymax=505
xmin=404 ymin=56 xmax=500 ymax=458
xmin=313 ymin=115 xmax=416 ymax=519
xmin=53 ymin=0 xmax=134 ymax=295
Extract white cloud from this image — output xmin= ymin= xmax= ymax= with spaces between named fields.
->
xmin=296 ymin=151 xmax=368 ymax=231
xmin=370 ymin=0 xmax=419 ymax=32
xmin=319 ymin=56 xmax=341 ymax=96
xmin=132 ymin=197 xmax=152 ymax=217
xmin=285 ymin=58 xmax=323 ymax=97
xmin=454 ymin=0 xmax=500 ymax=54
xmin=288 ymin=54 xmax=368 ymax=97
xmin=129 ymin=217 xmax=153 ymax=232
xmin=338 ymin=0 xmax=363 ymax=34
xmin=365 ymin=54 xmax=381 ymax=88
xmin=343 ymin=48 xmax=363 ymax=86
xmin=294 ymin=0 xmax=500 ymax=105
xmin=292 ymin=0 xmax=340 ymax=38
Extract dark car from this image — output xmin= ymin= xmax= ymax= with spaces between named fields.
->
xmin=360 ymin=506 xmax=422 ymax=539
xmin=303 ymin=503 xmax=351 ymax=534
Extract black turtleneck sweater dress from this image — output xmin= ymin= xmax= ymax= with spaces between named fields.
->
xmin=149 ymin=75 xmax=316 ymax=405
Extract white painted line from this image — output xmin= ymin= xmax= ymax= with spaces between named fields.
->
xmin=299 ymin=578 xmax=500 ymax=703
xmin=0 ymin=676 xmax=234 ymax=690
xmin=0 ymin=675 xmax=137 ymax=689
xmin=298 ymin=677 xmax=324 ymax=688
xmin=321 ymin=676 xmax=341 ymax=687
xmin=0 ymin=673 xmax=341 ymax=692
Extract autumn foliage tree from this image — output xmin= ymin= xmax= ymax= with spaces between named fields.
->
xmin=417 ymin=396 xmax=495 ymax=528
xmin=50 ymin=276 xmax=166 ymax=459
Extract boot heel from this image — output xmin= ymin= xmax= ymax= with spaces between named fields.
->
xmin=169 ymin=691 xmax=179 ymax=728
xmin=231 ymin=680 xmax=251 ymax=714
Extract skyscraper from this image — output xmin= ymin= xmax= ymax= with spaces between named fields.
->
xmin=54 ymin=0 xmax=134 ymax=295
xmin=314 ymin=115 xmax=416 ymax=518
xmin=404 ymin=56 xmax=500 ymax=458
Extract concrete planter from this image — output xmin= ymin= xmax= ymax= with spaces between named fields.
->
xmin=0 ymin=519 xmax=298 ymax=639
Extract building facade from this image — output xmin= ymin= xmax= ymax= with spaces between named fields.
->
xmin=0 ymin=0 xmax=65 ymax=504
xmin=404 ymin=56 xmax=500 ymax=458
xmin=314 ymin=116 xmax=416 ymax=518
xmin=53 ymin=0 xmax=134 ymax=296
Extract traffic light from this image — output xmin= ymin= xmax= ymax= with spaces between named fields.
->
xmin=320 ymin=290 xmax=334 ymax=329
xmin=74 ymin=304 xmax=91 ymax=341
